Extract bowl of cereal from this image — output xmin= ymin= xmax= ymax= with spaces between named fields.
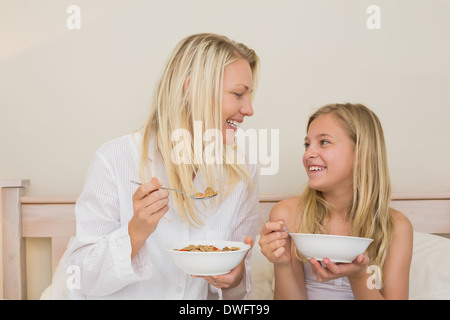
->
xmin=165 ymin=240 xmax=250 ymax=275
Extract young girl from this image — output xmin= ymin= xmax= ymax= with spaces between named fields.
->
xmin=259 ymin=103 xmax=413 ymax=299
xmin=66 ymin=33 xmax=260 ymax=299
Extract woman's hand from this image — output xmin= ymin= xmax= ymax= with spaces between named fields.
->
xmin=309 ymin=254 xmax=370 ymax=282
xmin=259 ymin=221 xmax=291 ymax=266
xmin=129 ymin=177 xmax=170 ymax=259
xmin=198 ymin=236 xmax=253 ymax=290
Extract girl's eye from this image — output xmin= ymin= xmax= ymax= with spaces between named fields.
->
xmin=304 ymin=143 xmax=310 ymax=149
xmin=320 ymin=140 xmax=329 ymax=146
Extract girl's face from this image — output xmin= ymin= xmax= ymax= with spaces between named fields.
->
xmin=303 ymin=113 xmax=355 ymax=195
xmin=221 ymin=58 xmax=254 ymax=145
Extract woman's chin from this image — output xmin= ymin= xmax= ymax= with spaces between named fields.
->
xmin=223 ymin=128 xmax=236 ymax=145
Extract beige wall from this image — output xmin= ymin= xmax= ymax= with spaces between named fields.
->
xmin=1 ymin=0 xmax=450 ymax=299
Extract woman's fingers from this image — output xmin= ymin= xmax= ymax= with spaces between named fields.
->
xmin=132 ymin=177 xmax=162 ymax=201
xmin=141 ymin=191 xmax=170 ymax=215
xmin=244 ymin=235 xmax=253 ymax=247
xmin=150 ymin=201 xmax=170 ymax=221
xmin=132 ymin=178 xmax=170 ymax=217
xmin=194 ymin=236 xmax=253 ymax=289
xmin=129 ymin=177 xmax=170 ymax=258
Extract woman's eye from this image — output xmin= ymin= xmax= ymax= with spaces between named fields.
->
xmin=304 ymin=143 xmax=310 ymax=149
xmin=320 ymin=140 xmax=329 ymax=146
xmin=234 ymin=92 xmax=243 ymax=98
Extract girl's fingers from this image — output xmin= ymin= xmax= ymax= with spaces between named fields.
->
xmin=309 ymin=258 xmax=332 ymax=280
xmin=259 ymin=221 xmax=288 ymax=248
xmin=310 ymin=255 xmax=370 ymax=282
xmin=321 ymin=258 xmax=340 ymax=274
xmin=355 ymin=254 xmax=369 ymax=265
xmin=273 ymin=246 xmax=286 ymax=258
xmin=259 ymin=220 xmax=292 ymax=264
xmin=259 ymin=234 xmax=289 ymax=257
xmin=259 ymin=229 xmax=288 ymax=245
xmin=261 ymin=221 xmax=285 ymax=235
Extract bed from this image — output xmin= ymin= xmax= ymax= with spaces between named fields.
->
xmin=1 ymin=179 xmax=450 ymax=300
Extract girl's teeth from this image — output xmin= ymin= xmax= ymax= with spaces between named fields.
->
xmin=309 ymin=166 xmax=325 ymax=171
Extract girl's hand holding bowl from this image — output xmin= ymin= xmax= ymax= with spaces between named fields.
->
xmin=309 ymin=254 xmax=370 ymax=282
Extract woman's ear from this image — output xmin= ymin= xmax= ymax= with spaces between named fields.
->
xmin=183 ymin=77 xmax=190 ymax=94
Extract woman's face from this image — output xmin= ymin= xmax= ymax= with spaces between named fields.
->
xmin=303 ymin=113 xmax=355 ymax=195
xmin=221 ymin=58 xmax=254 ymax=145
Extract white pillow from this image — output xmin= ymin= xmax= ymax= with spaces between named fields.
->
xmin=409 ymin=232 xmax=450 ymax=300
xmin=248 ymin=235 xmax=274 ymax=299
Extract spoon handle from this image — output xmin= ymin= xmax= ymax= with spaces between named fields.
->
xmin=130 ymin=180 xmax=216 ymax=200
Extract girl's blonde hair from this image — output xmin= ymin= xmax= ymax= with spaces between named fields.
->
xmin=296 ymin=103 xmax=393 ymax=269
xmin=140 ymin=33 xmax=259 ymax=226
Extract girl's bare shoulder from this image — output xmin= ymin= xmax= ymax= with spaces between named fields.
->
xmin=269 ymin=197 xmax=302 ymax=225
xmin=389 ymin=207 xmax=414 ymax=237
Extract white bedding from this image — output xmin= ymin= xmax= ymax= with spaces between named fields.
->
xmin=409 ymin=232 xmax=450 ymax=299
xmin=41 ymin=232 xmax=450 ymax=300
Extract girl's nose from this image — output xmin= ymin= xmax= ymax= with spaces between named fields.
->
xmin=304 ymin=145 xmax=318 ymax=159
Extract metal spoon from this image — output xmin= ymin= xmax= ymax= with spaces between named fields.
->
xmin=130 ymin=180 xmax=218 ymax=200
xmin=282 ymin=225 xmax=293 ymax=235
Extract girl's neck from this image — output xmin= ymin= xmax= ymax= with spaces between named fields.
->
xmin=323 ymin=190 xmax=353 ymax=221
xmin=322 ymin=191 xmax=353 ymax=236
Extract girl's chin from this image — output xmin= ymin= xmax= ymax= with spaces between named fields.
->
xmin=308 ymin=181 xmax=325 ymax=192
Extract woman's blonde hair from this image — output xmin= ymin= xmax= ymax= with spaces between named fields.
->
xmin=140 ymin=33 xmax=259 ymax=226
xmin=296 ymin=103 xmax=393 ymax=269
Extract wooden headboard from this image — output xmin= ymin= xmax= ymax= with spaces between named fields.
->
xmin=2 ymin=179 xmax=450 ymax=299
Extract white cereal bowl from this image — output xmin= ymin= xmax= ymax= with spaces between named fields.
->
xmin=290 ymin=233 xmax=373 ymax=263
xmin=165 ymin=240 xmax=250 ymax=276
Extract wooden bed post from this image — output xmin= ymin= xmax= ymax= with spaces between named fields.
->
xmin=1 ymin=179 xmax=29 ymax=300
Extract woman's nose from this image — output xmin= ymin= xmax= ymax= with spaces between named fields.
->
xmin=240 ymin=98 xmax=254 ymax=117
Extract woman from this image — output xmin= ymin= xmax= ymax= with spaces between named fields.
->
xmin=67 ymin=33 xmax=260 ymax=299
xmin=259 ymin=103 xmax=413 ymax=299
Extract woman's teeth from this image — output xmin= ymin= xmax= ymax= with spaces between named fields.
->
xmin=226 ymin=119 xmax=240 ymax=129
